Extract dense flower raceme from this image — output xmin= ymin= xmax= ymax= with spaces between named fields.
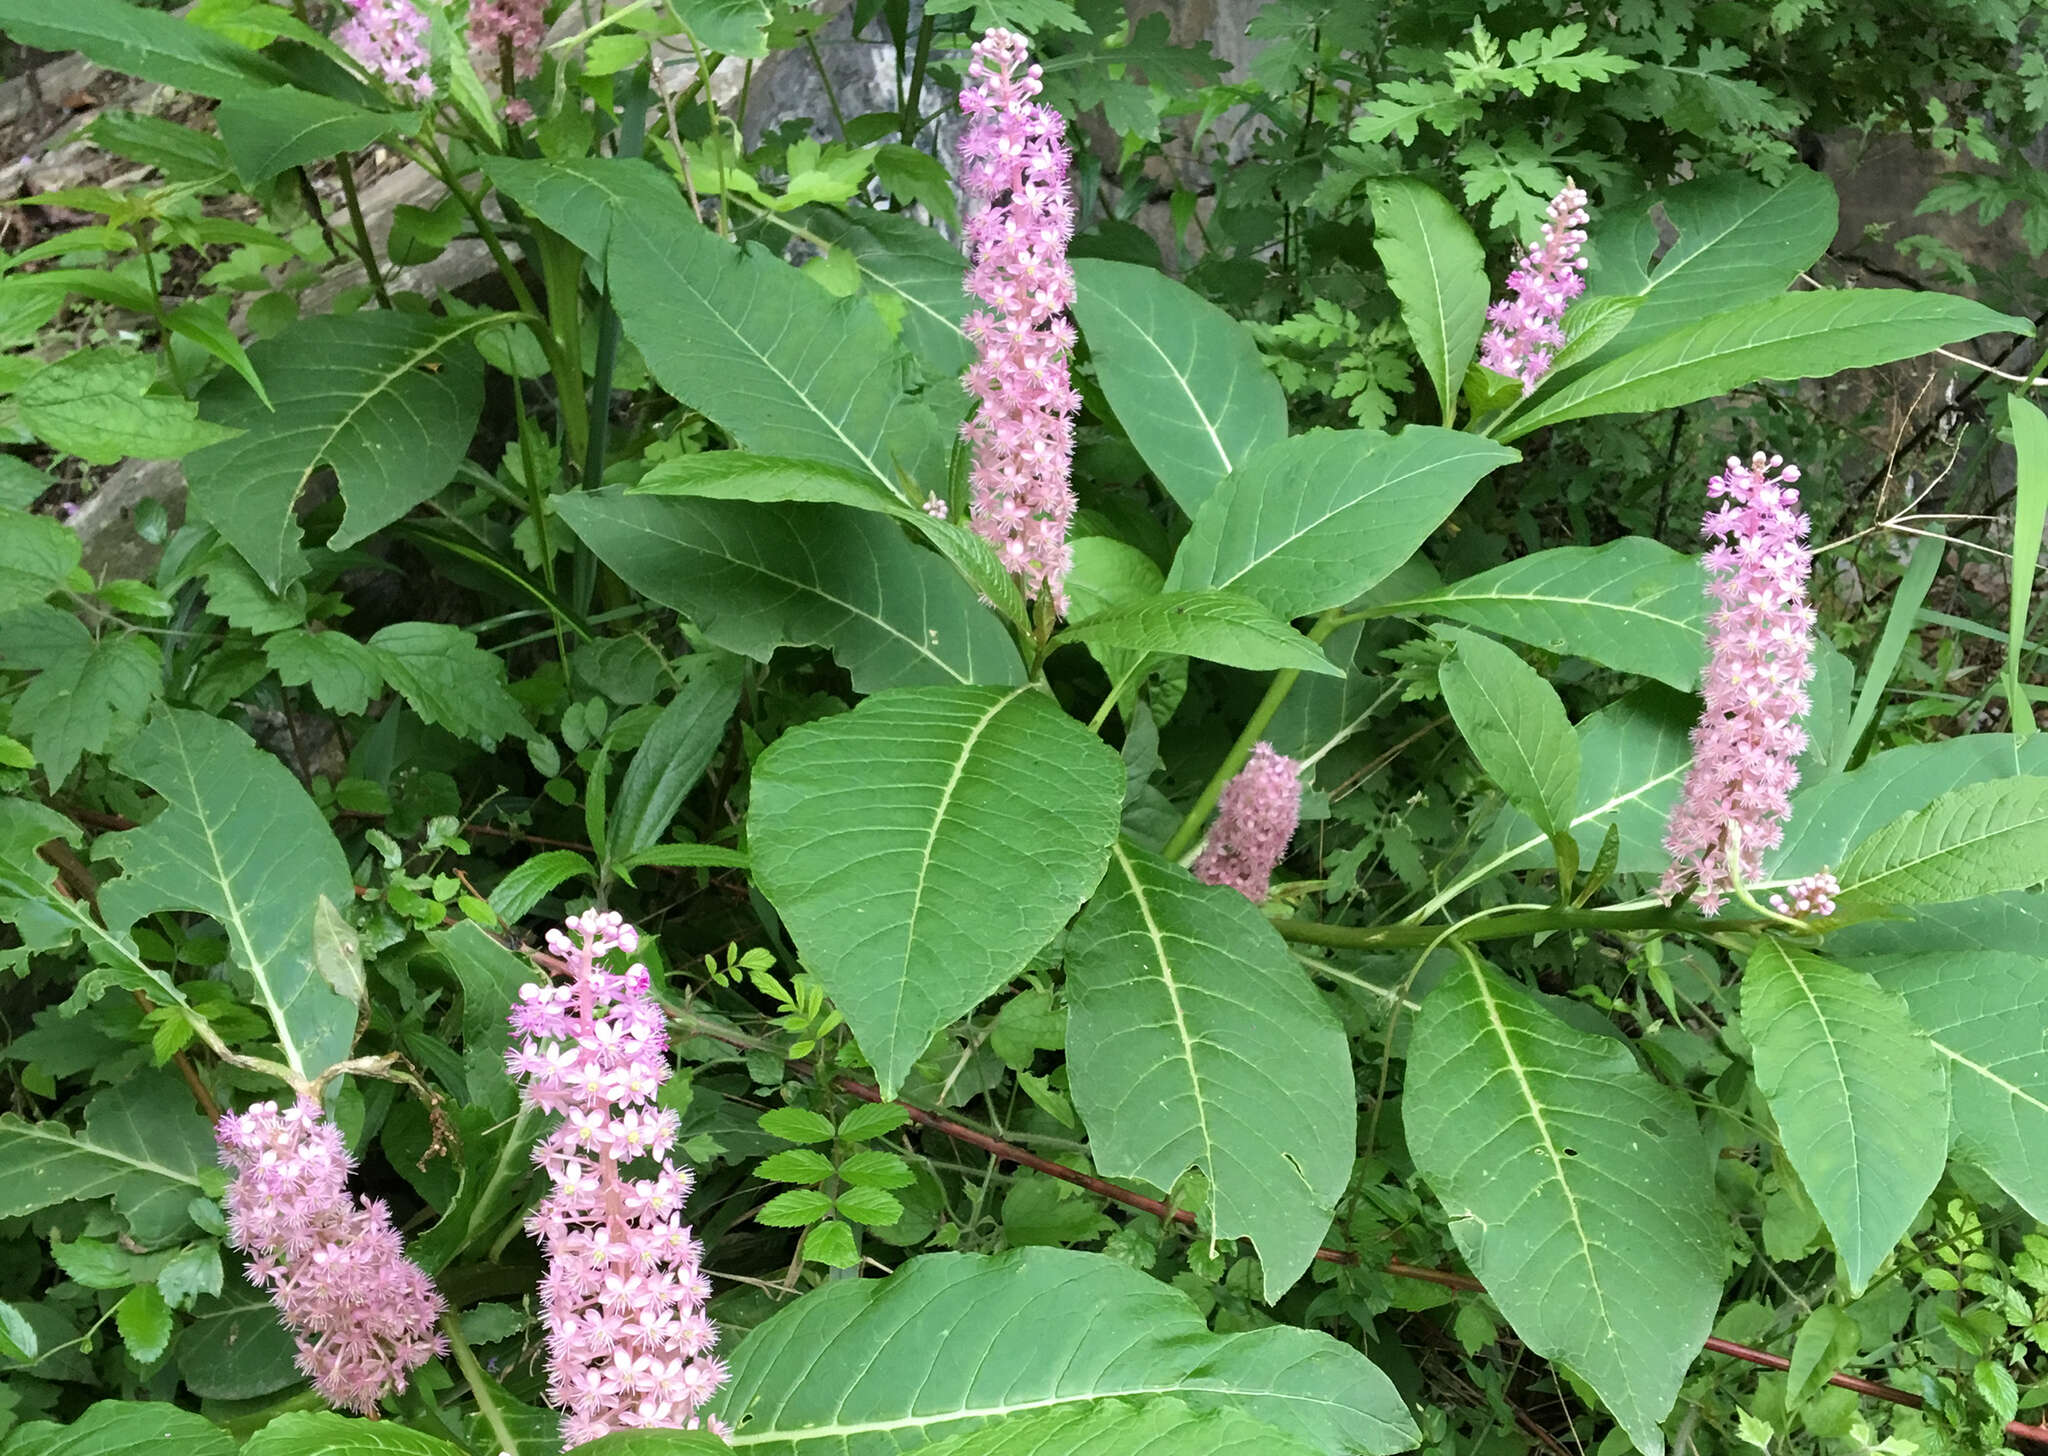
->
xmin=216 ymin=1099 xmax=447 ymax=1413
xmin=1661 ymin=451 xmax=1819 ymax=913
xmin=958 ymin=26 xmax=1081 ymax=610
xmin=469 ymin=0 xmax=546 ymax=117
xmin=1479 ymin=182 xmax=1590 ymax=395
xmin=507 ymin=910 xmax=729 ymax=1446
xmin=336 ymin=0 xmax=434 ymax=102
xmin=1193 ymin=742 xmax=1304 ymax=902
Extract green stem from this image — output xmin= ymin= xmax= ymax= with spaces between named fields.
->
xmin=898 ymin=13 xmax=936 ymax=147
xmin=441 ymin=1312 xmax=519 ymax=1455
xmin=334 ymin=155 xmax=392 ymax=308
xmin=1160 ymin=611 xmax=1341 ymax=860
xmin=805 ymin=32 xmax=848 ymax=136
xmin=1275 ymin=903 xmax=1765 ymax=950
xmin=582 ymin=64 xmax=650 ymax=494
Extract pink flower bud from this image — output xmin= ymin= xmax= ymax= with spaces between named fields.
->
xmin=1193 ymin=742 xmax=1303 ymax=902
xmin=1478 ymin=182 xmax=1590 ymax=396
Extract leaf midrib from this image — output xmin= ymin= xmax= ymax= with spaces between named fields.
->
xmin=1 ymin=1118 xmax=209 ymax=1191
xmin=1843 ymin=799 xmax=2048 ymax=898
xmin=1083 ymin=289 xmax=1236 ymax=481
xmin=1765 ymin=947 xmax=1876 ymax=1248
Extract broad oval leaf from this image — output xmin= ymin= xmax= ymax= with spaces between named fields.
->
xmin=1837 ymin=776 xmax=2048 ymax=906
xmin=1166 ymin=428 xmax=1517 ymax=618
xmin=1404 ymin=952 xmax=1725 ymax=1456
xmin=1597 ymin=168 xmax=1838 ymax=356
xmin=214 ymin=90 xmax=404 ymax=185
xmin=240 ymin=1412 xmax=471 ymax=1456
xmin=707 ymin=1247 xmax=1417 ymax=1454
xmin=1367 ymin=537 xmax=1705 ymax=689
xmin=185 ymin=312 xmax=489 ymax=590
xmin=1065 ymin=842 xmax=1355 ymax=1299
xmin=556 ymin=492 xmax=1023 ymax=692
xmin=1368 ymin=178 xmax=1490 ymax=424
xmin=1070 ymin=259 xmax=1287 ymax=515
xmin=792 ymin=206 xmax=973 ymax=382
xmin=492 ymin=158 xmax=948 ymax=492
xmin=1055 ymin=592 xmax=1342 ymax=678
xmin=0 ymin=1074 xmax=220 ymax=1246
xmin=173 ymin=1284 xmax=299 ymax=1398
xmin=99 ymin=710 xmax=357 ymax=1080
xmin=1437 ymin=628 xmax=1578 ymax=838
xmin=1740 ymin=939 xmax=1947 ymax=1292
xmin=1851 ymin=949 xmax=2048 ymax=1223
xmin=747 ymin=686 xmax=1123 ymax=1096
xmin=608 ymin=654 xmax=746 ymax=865
xmin=0 ymin=0 xmax=292 ymax=98
xmin=0 ymin=1400 xmax=238 ymax=1456
xmin=1774 ymin=732 xmax=2048 ymax=877
xmin=917 ymin=1399 xmax=1319 ymax=1456
xmin=1505 ymin=290 xmax=2029 ymax=440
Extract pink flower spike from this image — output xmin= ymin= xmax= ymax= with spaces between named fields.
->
xmin=1193 ymin=742 xmax=1303 ymax=902
xmin=1770 ymin=870 xmax=1839 ymax=920
xmin=216 ymin=1099 xmax=447 ymax=1413
xmin=1478 ymin=182 xmax=1590 ymax=396
xmin=335 ymin=0 xmax=434 ymax=102
xmin=469 ymin=0 xmax=547 ymax=88
xmin=1660 ymin=451 xmax=1818 ymax=914
xmin=958 ymin=27 xmax=1079 ymax=613
xmin=509 ymin=910 xmax=729 ymax=1446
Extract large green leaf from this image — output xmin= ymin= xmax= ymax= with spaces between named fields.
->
xmin=1368 ymin=178 xmax=1489 ymax=424
xmin=367 ymin=621 xmax=531 ymax=748
xmin=0 ymin=1074 xmax=221 ymax=1246
xmin=1165 ymin=428 xmax=1516 ymax=617
xmin=2006 ymin=395 xmax=2048 ymax=736
xmin=1365 ymin=537 xmax=1705 ymax=689
xmin=708 ymin=1247 xmax=1417 ymax=1454
xmin=1404 ymin=952 xmax=1725 ymax=1456
xmin=633 ymin=452 xmax=1025 ymax=630
xmin=214 ymin=90 xmax=406 ymax=185
xmin=11 ymin=627 xmax=161 ymax=789
xmin=669 ymin=0 xmax=772 ymax=57
xmin=493 ymin=158 xmax=946 ymax=492
xmin=747 ymin=686 xmax=1122 ymax=1095
xmin=98 ymin=710 xmax=357 ymax=1079
xmin=1849 ymin=950 xmax=2048 ymax=1223
xmin=793 ymin=207 xmax=972 ymax=382
xmin=1505 ymin=290 xmax=2029 ymax=439
xmin=1775 ymin=732 xmax=2048 ymax=877
xmin=1065 ymin=843 xmax=1355 ymax=1299
xmin=608 ymin=653 xmax=745 ymax=864
xmin=185 ymin=312 xmax=488 ymax=590
xmin=918 ymin=1400 xmax=1319 ymax=1456
xmin=1439 ymin=628 xmax=1578 ymax=841
xmin=1070 ymin=259 xmax=1287 ymax=515
xmin=0 ymin=0 xmax=291 ymax=97
xmin=1836 ymin=776 xmax=2048 ymax=905
xmin=1054 ymin=592 xmax=1341 ymax=678
xmin=1740 ymin=939 xmax=1947 ymax=1292
xmin=0 ymin=507 xmax=83 ymax=612
xmin=0 ymin=1400 xmax=237 ymax=1456
xmin=556 ymin=491 xmax=1023 ymax=692
xmin=1449 ymin=683 xmax=1693 ymax=900
xmin=174 ymin=1284 xmax=299 ymax=1398
xmin=17 ymin=348 xmax=239 ymax=465
xmin=1597 ymin=169 xmax=1838 ymax=356
xmin=240 ymin=1413 xmax=470 ymax=1456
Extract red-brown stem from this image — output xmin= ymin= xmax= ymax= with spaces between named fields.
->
xmin=831 ymin=1077 xmax=2048 ymax=1449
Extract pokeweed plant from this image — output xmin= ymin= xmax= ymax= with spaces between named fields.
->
xmin=0 ymin=3 xmax=2046 ymax=1456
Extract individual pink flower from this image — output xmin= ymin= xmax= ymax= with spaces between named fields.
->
xmin=1661 ymin=451 xmax=1818 ymax=914
xmin=1479 ymin=182 xmax=1590 ymax=395
xmin=507 ymin=911 xmax=728 ymax=1446
xmin=1193 ymin=742 xmax=1303 ymax=902
xmin=1770 ymin=870 xmax=1839 ymax=919
xmin=336 ymin=0 xmax=434 ymax=102
xmin=216 ymin=1100 xmax=447 ymax=1413
xmin=958 ymin=27 xmax=1080 ymax=611
xmin=469 ymin=0 xmax=546 ymax=84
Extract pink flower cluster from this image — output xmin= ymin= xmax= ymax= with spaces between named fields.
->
xmin=507 ymin=911 xmax=728 ymax=1446
xmin=1479 ymin=182 xmax=1590 ymax=396
xmin=336 ymin=0 xmax=434 ymax=102
xmin=958 ymin=27 xmax=1081 ymax=611
xmin=1661 ymin=451 xmax=1819 ymax=913
xmin=1194 ymin=742 xmax=1303 ymax=902
xmin=216 ymin=1099 xmax=446 ymax=1413
xmin=1770 ymin=870 xmax=1839 ymax=919
xmin=469 ymin=0 xmax=546 ymax=117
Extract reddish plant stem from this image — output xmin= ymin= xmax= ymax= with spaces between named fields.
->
xmin=830 ymin=1077 xmax=2048 ymax=1449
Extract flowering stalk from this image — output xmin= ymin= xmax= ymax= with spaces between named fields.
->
xmin=1479 ymin=182 xmax=1590 ymax=396
xmin=507 ymin=911 xmax=728 ymax=1446
xmin=469 ymin=0 xmax=546 ymax=119
xmin=958 ymin=27 xmax=1080 ymax=612
xmin=1192 ymin=741 xmax=1303 ymax=902
xmin=336 ymin=0 xmax=434 ymax=102
xmin=1661 ymin=451 xmax=1818 ymax=913
xmin=216 ymin=1100 xmax=447 ymax=1413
